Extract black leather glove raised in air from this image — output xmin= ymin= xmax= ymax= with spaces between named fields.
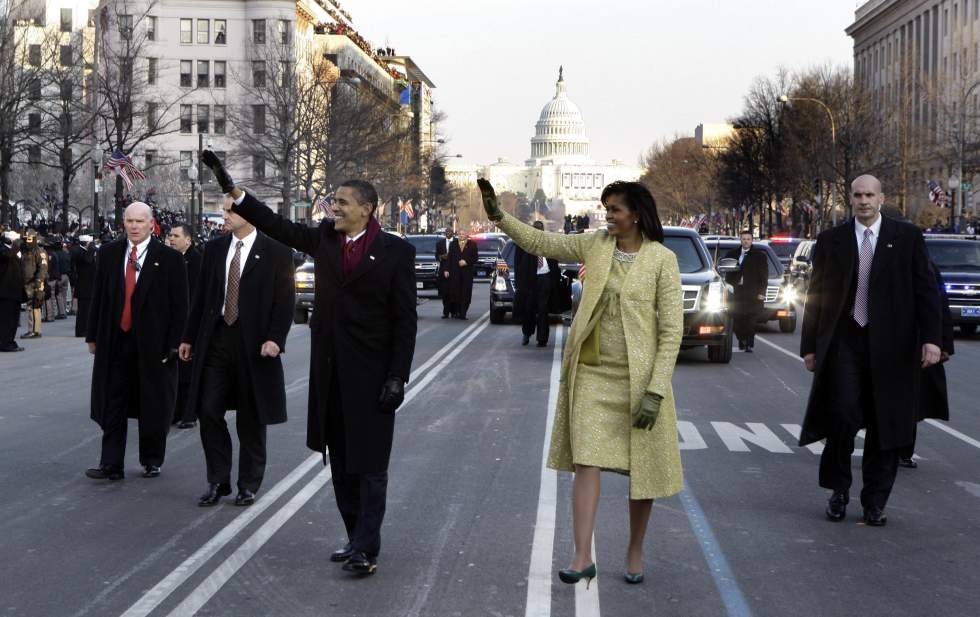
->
xmin=201 ymin=150 xmax=236 ymax=194
xmin=378 ymin=377 xmax=405 ymax=415
xmin=477 ymin=178 xmax=504 ymax=222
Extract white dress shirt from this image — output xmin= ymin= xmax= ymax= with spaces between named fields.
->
xmin=738 ymin=248 xmax=748 ymax=265
xmin=123 ymin=236 xmax=152 ymax=283
xmin=347 ymin=229 xmax=367 ymax=244
xmin=536 ymin=256 xmax=550 ymax=276
xmin=222 ymin=229 xmax=258 ymax=315
xmin=854 ymin=214 xmax=882 ymax=254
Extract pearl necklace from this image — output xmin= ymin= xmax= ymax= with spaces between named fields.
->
xmin=613 ymin=247 xmax=638 ymax=263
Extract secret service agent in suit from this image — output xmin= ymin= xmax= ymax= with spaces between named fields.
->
xmin=168 ymin=224 xmax=203 ymax=429
xmin=723 ymin=231 xmax=769 ymax=352
xmin=85 ymin=202 xmax=188 ymax=481
xmin=0 ymin=229 xmax=26 ymax=351
xmin=446 ymin=231 xmax=478 ymax=319
xmin=201 ymin=151 xmax=417 ymax=576
xmin=514 ymin=221 xmax=560 ymax=347
xmin=69 ymin=235 xmax=98 ymax=338
xmin=800 ymin=174 xmax=942 ymax=526
xmin=180 ymin=198 xmax=295 ymax=507
xmin=434 ymin=228 xmax=454 ymax=318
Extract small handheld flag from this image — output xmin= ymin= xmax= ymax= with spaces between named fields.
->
xmin=103 ymin=149 xmax=146 ymax=191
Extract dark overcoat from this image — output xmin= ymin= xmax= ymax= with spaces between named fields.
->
xmin=181 ymin=232 xmax=295 ymax=425
xmin=86 ymin=238 xmax=188 ymax=434
xmin=68 ymin=243 xmax=97 ymax=299
xmin=183 ymin=246 xmax=203 ymax=305
xmin=917 ymin=264 xmax=954 ymax=422
xmin=434 ymin=236 xmax=452 ymax=297
xmin=446 ymin=239 xmax=478 ymax=308
xmin=231 ymin=193 xmax=417 ymax=473
xmin=723 ymin=246 xmax=768 ymax=309
xmin=514 ymin=246 xmax=559 ymax=317
xmin=799 ymin=216 xmax=941 ymax=449
xmin=0 ymin=241 xmax=26 ymax=301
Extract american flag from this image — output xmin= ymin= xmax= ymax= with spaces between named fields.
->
xmin=103 ymin=149 xmax=145 ymax=191
xmin=927 ymin=180 xmax=950 ymax=206
xmin=398 ymin=198 xmax=414 ymax=219
xmin=311 ymin=192 xmax=333 ymax=219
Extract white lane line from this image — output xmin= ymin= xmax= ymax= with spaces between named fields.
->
xmin=119 ymin=454 xmax=321 ymax=617
xmin=756 ymin=335 xmax=980 ymax=452
xmin=165 ymin=466 xmax=333 ymax=617
xmin=574 ymin=534 xmax=600 ymax=617
xmin=753 ymin=335 xmax=802 ymax=362
xmin=525 ymin=326 xmax=564 ymax=617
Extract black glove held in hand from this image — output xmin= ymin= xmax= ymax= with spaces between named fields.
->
xmin=378 ymin=377 xmax=405 ymax=415
xmin=477 ymin=178 xmax=504 ymax=222
xmin=201 ymin=150 xmax=236 ymax=193
xmin=633 ymin=392 xmax=663 ymax=430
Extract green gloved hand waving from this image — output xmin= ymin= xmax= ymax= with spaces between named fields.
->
xmin=477 ymin=178 xmax=504 ymax=222
xmin=633 ymin=392 xmax=663 ymax=430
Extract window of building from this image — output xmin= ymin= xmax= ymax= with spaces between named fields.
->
xmin=180 ymin=18 xmax=192 ymax=44
xmin=147 ymin=16 xmax=156 ymax=41
xmin=278 ymin=61 xmax=292 ymax=88
xmin=28 ymin=146 xmax=41 ymax=165
xmin=214 ymin=105 xmax=226 ymax=134
xmin=60 ymin=79 xmax=72 ymax=100
xmin=60 ymin=45 xmax=72 ymax=66
xmin=60 ymin=8 xmax=72 ymax=32
xmin=180 ymin=151 xmax=193 ymax=179
xmin=253 ymin=155 xmax=265 ymax=179
xmin=197 ymin=19 xmax=209 ymax=44
xmin=148 ymin=57 xmax=157 ymax=85
xmin=278 ymin=20 xmax=291 ymax=44
xmin=145 ymin=149 xmax=156 ymax=168
xmin=29 ymin=80 xmax=41 ymax=100
xmin=119 ymin=59 xmax=133 ymax=85
xmin=213 ymin=61 xmax=226 ymax=87
xmin=28 ymin=113 xmax=41 ymax=134
xmin=180 ymin=60 xmax=192 ymax=87
xmin=253 ymin=20 xmax=266 ymax=44
xmin=180 ymin=105 xmax=192 ymax=133
xmin=197 ymin=60 xmax=209 ymax=87
xmin=197 ymin=105 xmax=210 ymax=133
xmin=253 ymin=61 xmax=266 ymax=87
xmin=119 ymin=14 xmax=133 ymax=40
xmin=59 ymin=112 xmax=71 ymax=134
xmin=120 ymin=101 xmax=132 ymax=128
xmin=215 ymin=20 xmax=226 ymax=44
xmin=147 ymin=102 xmax=158 ymax=128
xmin=28 ymin=44 xmax=41 ymax=66
xmin=253 ymin=105 xmax=266 ymax=134
xmin=945 ymin=8 xmax=949 ymax=35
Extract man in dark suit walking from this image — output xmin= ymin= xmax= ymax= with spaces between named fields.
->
xmin=201 ymin=152 xmax=416 ymax=575
xmin=724 ymin=230 xmax=768 ymax=352
xmin=800 ymin=174 xmax=942 ymax=526
xmin=85 ymin=202 xmax=188 ymax=480
xmin=168 ymin=224 xmax=203 ymax=428
xmin=69 ymin=234 xmax=98 ymax=338
xmin=0 ymin=228 xmax=26 ymax=352
xmin=435 ymin=228 xmax=454 ymax=318
xmin=179 ymin=198 xmax=295 ymax=507
xmin=514 ymin=221 xmax=559 ymax=347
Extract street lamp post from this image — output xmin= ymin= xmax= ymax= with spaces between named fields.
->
xmin=779 ymin=94 xmax=838 ymax=227
xmin=187 ymin=164 xmax=198 ymax=228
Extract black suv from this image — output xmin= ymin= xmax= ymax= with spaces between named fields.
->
xmin=924 ymin=234 xmax=980 ymax=336
xmin=788 ymin=239 xmax=817 ymax=294
xmin=702 ymin=239 xmax=798 ymax=333
xmin=764 ymin=236 xmax=804 ymax=272
xmin=471 ymin=233 xmax=508 ymax=280
xmin=404 ymin=234 xmax=442 ymax=293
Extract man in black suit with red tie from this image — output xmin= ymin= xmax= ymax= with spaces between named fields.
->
xmin=201 ymin=152 xmax=416 ymax=575
xmin=179 ymin=198 xmax=294 ymax=507
xmin=85 ymin=202 xmax=188 ymax=480
xmin=800 ymin=175 xmax=942 ymax=526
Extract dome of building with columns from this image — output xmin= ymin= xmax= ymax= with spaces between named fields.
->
xmin=528 ymin=67 xmax=591 ymax=164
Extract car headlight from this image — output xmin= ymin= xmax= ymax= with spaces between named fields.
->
xmin=493 ymin=274 xmax=509 ymax=292
xmin=296 ymin=272 xmax=314 ymax=283
xmin=704 ymin=281 xmax=724 ymax=312
xmin=782 ymin=285 xmax=798 ymax=304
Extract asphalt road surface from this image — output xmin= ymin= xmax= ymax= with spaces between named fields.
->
xmin=2 ymin=290 xmax=979 ymax=617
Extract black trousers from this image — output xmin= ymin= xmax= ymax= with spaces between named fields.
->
xmin=897 ymin=424 xmax=917 ymax=460
xmin=327 ymin=368 xmax=388 ymax=557
xmin=521 ymin=274 xmax=552 ymax=344
xmin=101 ymin=330 xmax=168 ymax=468
xmin=818 ymin=324 xmax=899 ymax=510
xmin=174 ymin=364 xmax=195 ymax=424
xmin=74 ymin=298 xmax=90 ymax=338
xmin=0 ymin=298 xmax=19 ymax=346
xmin=198 ymin=321 xmax=267 ymax=492
xmin=732 ymin=290 xmax=762 ymax=346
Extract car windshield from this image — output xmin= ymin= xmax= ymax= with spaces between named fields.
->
xmin=927 ymin=241 xmax=980 ymax=271
xmin=404 ymin=236 xmax=440 ymax=254
xmin=767 ymin=241 xmax=798 ymax=258
xmin=705 ymin=242 xmax=782 ymax=277
xmin=475 ymin=238 xmax=506 ymax=254
xmin=663 ymin=235 xmax=707 ymax=273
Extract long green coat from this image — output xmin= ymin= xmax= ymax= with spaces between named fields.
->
xmin=497 ymin=215 xmax=684 ymax=499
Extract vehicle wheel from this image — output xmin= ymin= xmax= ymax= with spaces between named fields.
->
xmin=489 ymin=308 xmax=506 ymax=324
xmin=779 ymin=315 xmax=797 ymax=333
xmin=960 ymin=323 xmax=977 ymax=336
xmin=707 ymin=331 xmax=733 ymax=364
xmin=293 ymin=308 xmax=308 ymax=324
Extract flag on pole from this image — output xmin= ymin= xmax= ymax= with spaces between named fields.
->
xmin=398 ymin=198 xmax=414 ymax=219
xmin=103 ymin=148 xmax=145 ymax=191
xmin=928 ymin=180 xmax=950 ymax=206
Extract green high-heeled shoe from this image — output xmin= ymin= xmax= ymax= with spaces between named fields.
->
xmin=623 ymin=572 xmax=644 ymax=584
xmin=558 ymin=563 xmax=597 ymax=589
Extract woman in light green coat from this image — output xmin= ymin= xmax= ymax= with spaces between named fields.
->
xmin=479 ymin=179 xmax=684 ymax=586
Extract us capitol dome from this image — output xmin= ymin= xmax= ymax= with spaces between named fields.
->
xmin=528 ymin=66 xmax=591 ymax=163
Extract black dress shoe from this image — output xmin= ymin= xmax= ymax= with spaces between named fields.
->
xmin=330 ymin=543 xmax=355 ymax=563
xmin=536 ymin=341 xmax=547 ymax=347
xmin=522 ymin=335 xmax=530 ymax=346
xmin=825 ymin=491 xmax=848 ymax=522
xmin=85 ymin=466 xmax=124 ymax=480
xmin=342 ymin=551 xmax=377 ymax=575
xmin=898 ymin=457 xmax=918 ymax=469
xmin=0 ymin=343 xmax=24 ymax=352
xmin=738 ymin=342 xmax=746 ymax=351
xmin=198 ymin=483 xmax=232 ymax=507
xmin=142 ymin=465 xmax=161 ymax=478
xmin=177 ymin=420 xmax=197 ymax=429
xmin=234 ymin=489 xmax=256 ymax=506
xmin=441 ymin=314 xmax=449 ymax=319
xmin=745 ymin=346 xmax=753 ymax=353
xmin=863 ymin=506 xmax=887 ymax=526
xmin=20 ymin=331 xmax=40 ymax=339
xmin=56 ymin=314 xmax=66 ymax=320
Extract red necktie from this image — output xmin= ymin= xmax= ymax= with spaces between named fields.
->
xmin=120 ymin=245 xmax=137 ymax=331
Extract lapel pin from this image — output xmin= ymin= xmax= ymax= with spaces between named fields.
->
xmin=887 ymin=244 xmax=893 ymax=248
xmin=154 ymin=262 xmax=159 ymax=266
xmin=370 ymin=255 xmax=376 ymax=260
xmin=255 ymin=254 xmax=260 ymax=259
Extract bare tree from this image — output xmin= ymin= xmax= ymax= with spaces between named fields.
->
xmin=640 ymin=136 xmax=718 ymax=225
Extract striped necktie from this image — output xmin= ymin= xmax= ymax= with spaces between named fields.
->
xmin=853 ymin=229 xmax=873 ymax=327
xmin=224 ymin=240 xmax=243 ymax=325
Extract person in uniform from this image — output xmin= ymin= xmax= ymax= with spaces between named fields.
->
xmin=0 ymin=228 xmax=26 ymax=351
xmin=201 ymin=150 xmax=417 ymax=576
xmin=179 ymin=198 xmax=295 ymax=507
xmin=514 ymin=221 xmax=560 ymax=347
xmin=20 ymin=230 xmax=47 ymax=339
xmin=69 ymin=234 xmax=98 ymax=338
xmin=724 ymin=230 xmax=769 ymax=352
xmin=49 ymin=237 xmax=71 ymax=320
xmin=167 ymin=223 xmax=203 ymax=428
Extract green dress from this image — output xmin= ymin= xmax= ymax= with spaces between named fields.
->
xmin=570 ymin=253 xmax=633 ymax=473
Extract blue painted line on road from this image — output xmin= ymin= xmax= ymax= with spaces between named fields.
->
xmin=679 ymin=481 xmax=753 ymax=617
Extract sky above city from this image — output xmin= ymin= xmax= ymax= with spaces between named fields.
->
xmin=350 ymin=0 xmax=858 ymax=167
